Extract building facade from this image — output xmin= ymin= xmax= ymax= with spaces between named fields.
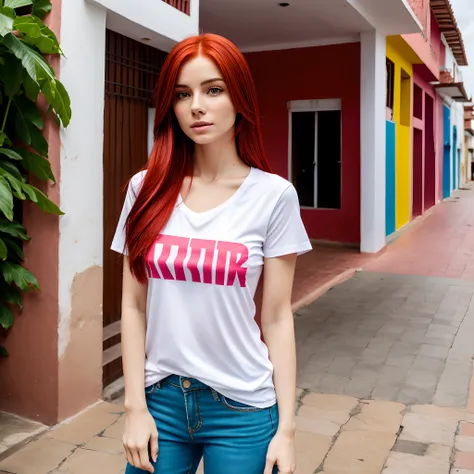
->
xmin=384 ymin=0 xmax=470 ymax=238
xmin=2 ymin=0 xmax=457 ymax=426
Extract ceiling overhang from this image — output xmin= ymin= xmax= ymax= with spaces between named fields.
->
xmin=200 ymin=0 xmax=421 ymax=52
xmin=435 ymin=82 xmax=471 ymax=102
xmin=430 ymin=0 xmax=468 ymax=66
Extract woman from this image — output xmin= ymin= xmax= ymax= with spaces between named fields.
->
xmin=111 ymin=33 xmax=311 ymax=474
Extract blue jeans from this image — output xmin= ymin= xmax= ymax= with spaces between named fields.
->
xmin=125 ymin=375 xmax=279 ymax=474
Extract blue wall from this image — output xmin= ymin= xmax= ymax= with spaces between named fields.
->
xmin=453 ymin=125 xmax=457 ymax=191
xmin=386 ymin=121 xmax=396 ymax=236
xmin=443 ymin=105 xmax=451 ymax=199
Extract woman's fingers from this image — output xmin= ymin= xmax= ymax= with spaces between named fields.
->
xmin=138 ymin=446 xmax=154 ymax=473
xmin=150 ymin=431 xmax=159 ymax=463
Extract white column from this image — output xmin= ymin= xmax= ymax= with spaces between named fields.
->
xmin=57 ymin=0 xmax=107 ymax=418
xmin=360 ymin=30 xmax=386 ymax=253
xmin=59 ymin=0 xmax=106 ymax=358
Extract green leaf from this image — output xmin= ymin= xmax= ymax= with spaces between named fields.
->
xmin=14 ymin=107 xmax=48 ymax=156
xmin=0 ymin=8 xmax=14 ymax=37
xmin=4 ymin=0 xmax=33 ymax=7
xmin=0 ymin=282 xmax=22 ymax=308
xmin=0 ymin=261 xmax=39 ymax=290
xmin=0 ymin=148 xmax=22 ymax=160
xmin=0 ymin=304 xmax=14 ymax=329
xmin=14 ymin=16 xmax=41 ymax=37
xmin=0 ymin=168 xmax=25 ymax=199
xmin=27 ymin=122 xmax=48 ymax=156
xmin=0 ymin=238 xmax=6 ymax=260
xmin=14 ymin=95 xmax=43 ymax=129
xmin=3 ymin=235 xmax=24 ymax=260
xmin=3 ymin=33 xmax=55 ymax=83
xmin=0 ymin=132 xmax=11 ymax=147
xmin=0 ymin=7 xmax=15 ymax=18
xmin=32 ymin=0 xmax=52 ymax=20
xmin=14 ymin=16 xmax=60 ymax=55
xmin=3 ymin=54 xmax=22 ymax=99
xmin=0 ymin=176 xmax=13 ymax=221
xmin=14 ymin=110 xmax=30 ymax=145
xmin=23 ymin=184 xmax=62 ymax=214
xmin=19 ymin=182 xmax=36 ymax=202
xmin=0 ymin=160 xmax=23 ymax=181
xmin=0 ymin=219 xmax=30 ymax=240
xmin=0 ymin=345 xmax=8 ymax=356
xmin=22 ymin=68 xmax=40 ymax=101
xmin=14 ymin=147 xmax=54 ymax=181
xmin=42 ymin=79 xmax=71 ymax=127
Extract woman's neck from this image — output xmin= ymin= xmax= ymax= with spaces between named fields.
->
xmin=192 ymin=133 xmax=248 ymax=181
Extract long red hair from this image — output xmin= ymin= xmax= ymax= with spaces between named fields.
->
xmin=125 ymin=33 xmax=271 ymax=282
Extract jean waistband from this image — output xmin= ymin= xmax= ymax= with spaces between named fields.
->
xmin=163 ymin=374 xmax=210 ymax=390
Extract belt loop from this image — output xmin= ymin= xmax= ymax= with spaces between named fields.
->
xmin=210 ymin=388 xmax=220 ymax=401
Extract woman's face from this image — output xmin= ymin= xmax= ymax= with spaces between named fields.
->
xmin=173 ymin=56 xmax=237 ymax=146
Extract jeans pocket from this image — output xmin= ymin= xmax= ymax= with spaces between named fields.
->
xmin=145 ymin=382 xmax=160 ymax=395
xmin=219 ymin=395 xmax=265 ymax=412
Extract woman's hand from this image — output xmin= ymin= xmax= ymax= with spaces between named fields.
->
xmin=264 ymin=430 xmax=296 ymax=474
xmin=123 ymin=407 xmax=159 ymax=473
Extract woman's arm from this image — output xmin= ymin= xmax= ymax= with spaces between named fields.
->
xmin=121 ymin=256 xmax=148 ymax=410
xmin=121 ymin=256 xmax=158 ymax=473
xmin=261 ymin=253 xmax=298 ymax=474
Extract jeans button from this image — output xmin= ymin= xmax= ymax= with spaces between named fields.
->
xmin=183 ymin=379 xmax=191 ymax=389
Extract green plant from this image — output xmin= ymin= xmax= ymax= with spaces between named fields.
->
xmin=0 ymin=0 xmax=71 ymax=356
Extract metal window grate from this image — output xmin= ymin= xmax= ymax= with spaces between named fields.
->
xmin=105 ymin=30 xmax=167 ymax=104
xmin=162 ymin=0 xmax=190 ymax=15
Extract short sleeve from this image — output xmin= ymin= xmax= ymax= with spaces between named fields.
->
xmin=110 ymin=172 xmax=144 ymax=255
xmin=263 ymin=184 xmax=312 ymax=258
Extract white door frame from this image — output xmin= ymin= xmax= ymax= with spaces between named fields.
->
xmin=288 ymin=99 xmax=342 ymax=209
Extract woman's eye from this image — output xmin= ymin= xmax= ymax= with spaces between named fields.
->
xmin=208 ymin=87 xmax=223 ymax=96
xmin=176 ymin=92 xmax=189 ymax=100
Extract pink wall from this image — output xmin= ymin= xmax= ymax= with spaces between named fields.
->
xmin=430 ymin=10 xmax=442 ymax=64
xmin=403 ymin=34 xmax=440 ymax=81
xmin=436 ymin=96 xmax=444 ymax=202
xmin=413 ymin=69 xmax=443 ymax=205
xmin=0 ymin=0 xmax=62 ymax=425
xmin=406 ymin=0 xmax=429 ymax=30
xmin=245 ymin=43 xmax=361 ymax=244
xmin=403 ymin=11 xmax=442 ymax=82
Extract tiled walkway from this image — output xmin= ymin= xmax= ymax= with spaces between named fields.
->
xmin=1 ymin=389 xmax=474 ymax=473
xmin=366 ymin=187 xmax=474 ymax=280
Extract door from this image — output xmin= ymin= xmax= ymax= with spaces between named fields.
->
xmin=412 ymin=128 xmax=423 ymax=218
xmin=102 ymin=30 xmax=167 ymax=388
xmin=424 ymin=94 xmax=436 ymax=211
xmin=386 ymin=121 xmax=396 ymax=236
xmin=443 ymin=105 xmax=451 ymax=199
xmin=452 ymin=125 xmax=457 ymax=191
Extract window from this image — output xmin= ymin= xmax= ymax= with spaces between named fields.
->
xmin=400 ymin=68 xmax=411 ymax=127
xmin=386 ymin=59 xmax=395 ymax=121
xmin=288 ymin=99 xmax=341 ymax=210
xmin=414 ymin=84 xmax=423 ymax=120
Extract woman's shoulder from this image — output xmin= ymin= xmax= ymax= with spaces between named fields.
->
xmin=129 ymin=169 xmax=147 ymax=195
xmin=252 ymin=168 xmax=294 ymax=196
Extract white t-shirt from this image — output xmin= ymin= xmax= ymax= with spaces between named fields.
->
xmin=111 ymin=167 xmax=312 ymax=408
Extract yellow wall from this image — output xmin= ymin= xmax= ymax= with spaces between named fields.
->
xmin=386 ymin=38 xmax=413 ymax=230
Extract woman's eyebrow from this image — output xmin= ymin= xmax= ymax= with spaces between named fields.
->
xmin=175 ymin=78 xmax=225 ymax=88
